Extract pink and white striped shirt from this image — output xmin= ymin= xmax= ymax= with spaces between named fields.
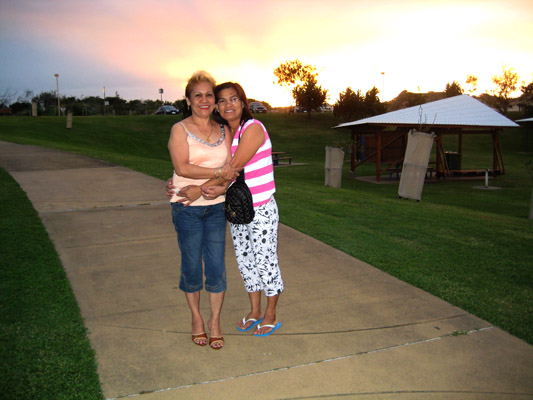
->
xmin=231 ymin=119 xmax=276 ymax=208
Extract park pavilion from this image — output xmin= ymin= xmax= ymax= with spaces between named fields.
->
xmin=333 ymin=94 xmax=519 ymax=182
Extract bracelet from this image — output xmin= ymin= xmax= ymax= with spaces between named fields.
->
xmin=218 ymin=167 xmax=222 ymax=178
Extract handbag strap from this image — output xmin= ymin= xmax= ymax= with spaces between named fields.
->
xmin=236 ymin=128 xmax=246 ymax=184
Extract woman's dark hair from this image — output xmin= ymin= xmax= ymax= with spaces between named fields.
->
xmin=213 ymin=82 xmax=253 ymax=127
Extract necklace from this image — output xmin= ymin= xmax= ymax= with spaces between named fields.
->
xmin=191 ymin=120 xmax=214 ymax=143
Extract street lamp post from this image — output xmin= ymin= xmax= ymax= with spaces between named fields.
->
xmin=54 ymin=73 xmax=60 ymax=116
xmin=159 ymin=88 xmax=164 ymax=103
xmin=380 ymin=72 xmax=385 ymax=102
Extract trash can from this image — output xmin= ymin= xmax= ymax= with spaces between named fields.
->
xmin=445 ymin=151 xmax=461 ymax=170
xmin=325 ymin=146 xmax=344 ymax=188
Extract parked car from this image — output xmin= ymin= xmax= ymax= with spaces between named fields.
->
xmin=249 ymin=102 xmax=267 ymax=113
xmin=156 ymin=105 xmax=179 ymax=115
xmin=294 ymin=104 xmax=332 ymax=113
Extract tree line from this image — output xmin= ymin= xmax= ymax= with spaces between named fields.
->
xmin=273 ymin=60 xmax=532 ymax=120
xmin=0 ymin=89 xmax=189 ymax=117
xmin=2 ymin=63 xmax=531 ymax=119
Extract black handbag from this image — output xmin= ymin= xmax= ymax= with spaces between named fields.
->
xmin=224 ymin=131 xmax=255 ymax=224
xmin=224 ymin=171 xmax=255 ymax=224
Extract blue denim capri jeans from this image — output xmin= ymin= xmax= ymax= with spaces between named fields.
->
xmin=171 ymin=202 xmax=227 ymax=293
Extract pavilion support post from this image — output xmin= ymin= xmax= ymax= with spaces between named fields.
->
xmin=350 ymin=129 xmax=356 ymax=177
xmin=492 ymin=130 xmax=505 ymax=175
xmin=435 ymin=133 xmax=442 ymax=178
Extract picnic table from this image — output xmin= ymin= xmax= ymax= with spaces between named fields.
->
xmin=272 ymin=151 xmax=292 ymax=166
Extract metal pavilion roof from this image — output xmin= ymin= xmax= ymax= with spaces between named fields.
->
xmin=517 ymin=117 xmax=533 ymax=123
xmin=333 ymin=94 xmax=519 ymax=129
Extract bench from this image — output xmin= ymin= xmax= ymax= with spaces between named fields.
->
xmin=274 ymin=156 xmax=292 ymax=166
xmin=385 ymin=162 xmax=402 ymax=180
xmin=426 ymin=161 xmax=436 ymax=178
xmin=272 ymin=151 xmax=292 ymax=166
xmin=386 ymin=161 xmax=437 ymax=180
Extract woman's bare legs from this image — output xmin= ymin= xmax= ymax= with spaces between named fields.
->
xmin=207 ymin=291 xmax=225 ymax=349
xmin=185 ymin=291 xmax=206 ymax=345
xmin=237 ymin=291 xmax=262 ymax=330
xmin=255 ymin=294 xmax=280 ymax=335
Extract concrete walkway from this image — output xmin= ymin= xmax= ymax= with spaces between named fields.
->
xmin=1 ymin=140 xmax=532 ymax=400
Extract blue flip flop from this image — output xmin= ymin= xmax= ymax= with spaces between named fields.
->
xmin=253 ymin=321 xmax=281 ymax=337
xmin=236 ymin=317 xmax=263 ymax=332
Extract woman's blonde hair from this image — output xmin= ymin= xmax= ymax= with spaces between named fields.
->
xmin=185 ymin=71 xmax=216 ymax=99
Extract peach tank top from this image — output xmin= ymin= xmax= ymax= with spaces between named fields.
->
xmin=170 ymin=123 xmax=228 ymax=206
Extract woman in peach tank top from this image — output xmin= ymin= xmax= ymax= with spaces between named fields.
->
xmin=168 ymin=71 xmax=237 ymax=350
xmin=167 ymin=81 xmax=283 ymax=338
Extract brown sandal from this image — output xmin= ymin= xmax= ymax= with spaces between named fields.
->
xmin=209 ymin=336 xmax=224 ymax=350
xmin=192 ymin=332 xmax=207 ymax=346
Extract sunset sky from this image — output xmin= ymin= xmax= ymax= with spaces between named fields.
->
xmin=1 ymin=0 xmax=532 ymax=107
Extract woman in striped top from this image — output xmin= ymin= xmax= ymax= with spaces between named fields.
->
xmin=204 ymin=82 xmax=284 ymax=337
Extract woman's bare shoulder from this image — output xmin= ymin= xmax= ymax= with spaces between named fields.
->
xmin=171 ymin=120 xmax=187 ymax=135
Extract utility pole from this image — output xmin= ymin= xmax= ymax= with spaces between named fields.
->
xmin=54 ymin=73 xmax=60 ymax=116
xmin=381 ymin=72 xmax=385 ymax=102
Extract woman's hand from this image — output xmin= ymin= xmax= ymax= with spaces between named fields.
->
xmin=202 ymin=185 xmax=227 ymax=200
xmin=165 ymin=178 xmax=175 ymax=198
xmin=177 ymin=185 xmax=202 ymax=206
xmin=220 ymin=163 xmax=239 ymax=181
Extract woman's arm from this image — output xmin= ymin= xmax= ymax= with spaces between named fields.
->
xmin=165 ymin=122 xmax=263 ymax=203
xmin=230 ymin=123 xmax=265 ymax=170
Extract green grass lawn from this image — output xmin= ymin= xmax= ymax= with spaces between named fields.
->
xmin=0 ymin=113 xmax=531 ymax=396
xmin=0 ymin=168 xmax=104 ymax=400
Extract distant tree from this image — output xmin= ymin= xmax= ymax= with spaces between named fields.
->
xmin=334 ymin=87 xmax=364 ymax=121
xmin=32 ymin=91 xmax=60 ymax=115
xmin=16 ymin=90 xmax=34 ymax=104
xmin=518 ymin=81 xmax=533 ymax=117
xmin=292 ymin=78 xmax=328 ymax=118
xmin=125 ymin=99 xmax=142 ymax=115
xmin=106 ymin=93 xmax=128 ymax=115
xmin=521 ymin=81 xmax=533 ymax=95
xmin=174 ymin=99 xmax=190 ymax=118
xmin=491 ymin=66 xmax=519 ymax=114
xmin=274 ymin=59 xmax=327 ymax=117
xmin=444 ymin=81 xmax=464 ymax=97
xmin=0 ymin=89 xmax=17 ymax=107
xmin=274 ymin=59 xmax=317 ymax=89
xmin=136 ymin=99 xmax=157 ymax=115
xmin=363 ymin=86 xmax=386 ymax=116
xmin=334 ymin=86 xmax=386 ymax=121
xmin=80 ymin=96 xmax=106 ymax=116
xmin=466 ymin=75 xmax=478 ymax=94
xmin=9 ymin=101 xmax=31 ymax=115
xmin=61 ymin=96 xmax=79 ymax=114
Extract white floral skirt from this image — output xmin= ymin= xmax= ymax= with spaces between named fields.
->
xmin=230 ymin=196 xmax=284 ymax=296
